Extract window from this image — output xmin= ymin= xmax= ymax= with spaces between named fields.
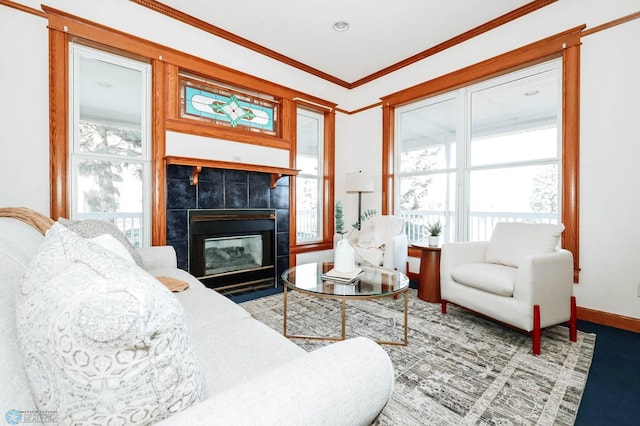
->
xmin=69 ymin=44 xmax=151 ymax=247
xmin=396 ymin=60 xmax=561 ymax=243
xmin=296 ymin=107 xmax=325 ymax=243
xmin=179 ymin=73 xmax=279 ymax=136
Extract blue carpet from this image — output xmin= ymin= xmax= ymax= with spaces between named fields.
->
xmin=229 ymin=286 xmax=638 ymax=424
xmin=574 ymin=320 xmax=640 ymax=426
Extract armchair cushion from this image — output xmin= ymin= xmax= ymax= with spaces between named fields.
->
xmin=450 ymin=263 xmax=517 ymax=297
xmin=485 ymin=222 xmax=564 ymax=267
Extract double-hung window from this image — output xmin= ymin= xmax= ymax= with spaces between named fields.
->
xmin=396 ymin=59 xmax=562 ymax=243
xmin=295 ymin=107 xmax=325 ymax=243
xmin=69 ymin=44 xmax=151 ymax=247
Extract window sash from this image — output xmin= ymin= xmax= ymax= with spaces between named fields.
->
xmin=296 ymin=108 xmax=325 ymax=243
xmin=395 ymin=60 xmax=562 ymax=243
xmin=69 ymin=43 xmax=151 ymax=247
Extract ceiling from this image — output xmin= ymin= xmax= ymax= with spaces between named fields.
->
xmin=149 ymin=0 xmax=539 ymax=85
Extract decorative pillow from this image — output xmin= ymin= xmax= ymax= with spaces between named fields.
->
xmin=356 ymin=218 xmax=376 ymax=248
xmin=88 ymin=233 xmax=136 ymax=264
xmin=485 ymin=222 xmax=565 ymax=267
xmin=58 ymin=217 xmax=143 ymax=267
xmin=16 ymin=223 xmax=206 ymax=424
xmin=371 ymin=215 xmax=405 ymax=249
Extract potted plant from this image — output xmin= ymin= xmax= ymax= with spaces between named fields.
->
xmin=334 ymin=201 xmax=356 ymax=271
xmin=335 ymin=201 xmax=348 ymax=238
xmin=426 ymin=221 xmax=442 ymax=247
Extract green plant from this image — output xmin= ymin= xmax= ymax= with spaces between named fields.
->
xmin=335 ymin=201 xmax=347 ymax=236
xmin=426 ymin=221 xmax=442 ymax=236
xmin=352 ymin=209 xmax=377 ymax=231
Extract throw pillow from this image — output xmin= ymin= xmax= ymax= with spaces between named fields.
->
xmin=88 ymin=233 xmax=136 ymax=264
xmin=371 ymin=215 xmax=405 ymax=249
xmin=16 ymin=223 xmax=206 ymax=424
xmin=58 ymin=217 xmax=144 ymax=267
xmin=484 ymin=222 xmax=565 ymax=267
xmin=356 ymin=217 xmax=376 ymax=248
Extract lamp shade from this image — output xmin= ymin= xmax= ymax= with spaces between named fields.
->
xmin=345 ymin=171 xmax=374 ymax=193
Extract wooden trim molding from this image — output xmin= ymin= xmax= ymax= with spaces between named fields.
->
xmin=129 ymin=0 xmax=351 ymax=88
xmin=581 ymin=10 xmax=640 ymax=37
xmin=577 ymin=306 xmax=640 ymax=334
xmin=351 ymin=0 xmax=558 ymax=88
xmin=0 ymin=0 xmax=46 ymax=18
xmin=165 ymin=156 xmax=299 ymax=189
xmin=381 ymin=26 xmax=583 ymax=279
xmin=165 ymin=118 xmax=292 ymax=150
xmin=562 ymin=43 xmax=581 ymax=281
xmin=151 ymin=59 xmax=167 ymax=245
xmin=49 ymin=28 xmax=69 ymax=221
xmin=129 ymin=0 xmax=556 ymax=89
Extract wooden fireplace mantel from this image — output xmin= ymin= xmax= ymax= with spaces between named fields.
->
xmin=165 ymin=156 xmax=300 ymax=188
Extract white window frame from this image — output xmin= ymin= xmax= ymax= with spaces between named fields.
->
xmin=395 ymin=59 xmax=562 ymax=243
xmin=295 ymin=107 xmax=325 ymax=244
xmin=69 ymin=43 xmax=152 ymax=247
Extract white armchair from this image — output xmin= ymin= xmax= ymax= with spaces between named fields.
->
xmin=440 ymin=222 xmax=577 ymax=355
xmin=342 ymin=215 xmax=408 ymax=274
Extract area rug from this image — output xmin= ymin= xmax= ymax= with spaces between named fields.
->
xmin=240 ymin=289 xmax=595 ymax=426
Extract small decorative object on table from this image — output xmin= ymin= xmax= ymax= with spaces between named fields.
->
xmin=426 ymin=221 xmax=442 ymax=247
xmin=334 ymin=239 xmax=356 ymax=273
xmin=321 ymin=267 xmax=364 ymax=284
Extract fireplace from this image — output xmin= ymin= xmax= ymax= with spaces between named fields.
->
xmin=189 ymin=209 xmax=276 ymax=294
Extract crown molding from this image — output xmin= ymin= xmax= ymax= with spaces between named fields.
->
xmin=130 ymin=0 xmax=557 ymax=89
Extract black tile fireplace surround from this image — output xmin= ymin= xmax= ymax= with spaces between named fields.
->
xmin=165 ymin=165 xmax=290 ymax=290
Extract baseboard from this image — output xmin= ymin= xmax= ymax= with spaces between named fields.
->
xmin=577 ymin=306 xmax=640 ymax=333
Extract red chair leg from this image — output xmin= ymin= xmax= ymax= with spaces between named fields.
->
xmin=569 ymin=296 xmax=577 ymax=342
xmin=441 ymin=300 xmax=447 ymax=314
xmin=532 ymin=304 xmax=541 ymax=355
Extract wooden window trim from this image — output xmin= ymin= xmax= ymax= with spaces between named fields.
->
xmin=289 ymin=106 xmax=336 ymax=265
xmin=46 ymin=6 xmax=334 ymax=248
xmin=381 ymin=26 xmax=584 ymax=281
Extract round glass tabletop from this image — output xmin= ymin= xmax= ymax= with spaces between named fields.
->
xmin=282 ymin=262 xmax=409 ymax=297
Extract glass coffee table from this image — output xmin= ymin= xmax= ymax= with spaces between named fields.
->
xmin=281 ymin=262 xmax=410 ymax=346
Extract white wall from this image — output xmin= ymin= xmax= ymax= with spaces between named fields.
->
xmin=576 ymin=19 xmax=640 ymax=318
xmin=2 ymin=0 xmax=639 ymax=318
xmin=0 ymin=7 xmax=49 ymax=215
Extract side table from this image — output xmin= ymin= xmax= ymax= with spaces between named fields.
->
xmin=412 ymin=242 xmax=441 ymax=303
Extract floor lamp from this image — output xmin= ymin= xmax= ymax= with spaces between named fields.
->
xmin=345 ymin=171 xmax=374 ymax=229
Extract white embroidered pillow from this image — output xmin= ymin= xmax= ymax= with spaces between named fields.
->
xmin=16 ymin=223 xmax=206 ymax=424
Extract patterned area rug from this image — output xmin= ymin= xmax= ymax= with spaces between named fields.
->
xmin=240 ymin=289 xmax=595 ymax=426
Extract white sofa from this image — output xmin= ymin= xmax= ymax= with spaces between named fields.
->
xmin=0 ymin=216 xmax=394 ymax=425
xmin=439 ymin=222 xmax=577 ymax=355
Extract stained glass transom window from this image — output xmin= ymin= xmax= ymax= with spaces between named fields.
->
xmin=180 ymin=75 xmax=278 ymax=135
